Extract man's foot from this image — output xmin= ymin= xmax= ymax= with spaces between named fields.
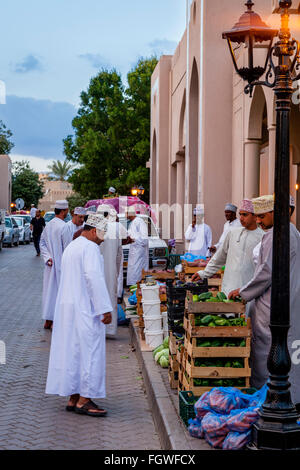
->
xmin=36 ymin=253 xmax=40 ymax=257
xmin=66 ymin=394 xmax=80 ymax=412
xmin=75 ymin=399 xmax=107 ymax=417
xmin=44 ymin=320 xmax=53 ymax=330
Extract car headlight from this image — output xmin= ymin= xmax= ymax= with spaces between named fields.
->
xmin=5 ymin=230 xmax=10 ymax=236
xmin=154 ymin=248 xmax=166 ymax=257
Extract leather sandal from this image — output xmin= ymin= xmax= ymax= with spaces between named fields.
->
xmin=74 ymin=400 xmax=107 ymax=417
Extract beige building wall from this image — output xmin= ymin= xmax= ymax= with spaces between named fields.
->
xmin=150 ymin=0 xmax=300 ymax=250
xmin=0 ymin=155 xmax=12 ymax=211
xmin=38 ymin=178 xmax=74 ymax=212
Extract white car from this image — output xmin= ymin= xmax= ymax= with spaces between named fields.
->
xmin=13 ymin=216 xmax=31 ymax=244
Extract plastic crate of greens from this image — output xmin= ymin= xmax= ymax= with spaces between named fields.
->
xmin=179 ymin=391 xmax=197 ymax=427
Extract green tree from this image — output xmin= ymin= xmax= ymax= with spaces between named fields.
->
xmin=63 ymin=58 xmax=158 ymax=202
xmin=0 ymin=120 xmax=14 ymax=155
xmin=64 ymin=70 xmax=128 ymax=199
xmin=123 ymin=57 xmax=158 ymax=200
xmin=47 ymin=159 xmax=74 ymax=181
xmin=66 ymin=193 xmax=88 ymax=213
xmin=12 ymin=161 xmax=44 ymax=208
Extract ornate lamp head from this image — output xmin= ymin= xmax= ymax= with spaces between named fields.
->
xmin=222 ymin=1 xmax=278 ymax=85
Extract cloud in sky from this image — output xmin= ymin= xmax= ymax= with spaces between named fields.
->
xmin=0 ymin=95 xmax=77 ymax=158
xmin=78 ymin=53 xmax=111 ymax=70
xmin=148 ymin=38 xmax=177 ymax=56
xmin=14 ymin=54 xmax=43 ymax=74
xmin=10 ymin=154 xmax=56 ymax=173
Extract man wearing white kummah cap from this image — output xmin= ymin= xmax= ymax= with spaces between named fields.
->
xmin=40 ymin=200 xmax=69 ymax=330
xmin=126 ymin=206 xmax=149 ymax=286
xmin=185 ymin=207 xmax=212 ymax=258
xmin=62 ymin=207 xmax=86 ymax=250
xmin=192 ymin=199 xmax=264 ymax=296
xmin=209 ymin=203 xmax=241 ymax=254
xmin=229 ymin=195 xmax=300 ymax=405
xmin=46 ymin=213 xmax=113 ymax=416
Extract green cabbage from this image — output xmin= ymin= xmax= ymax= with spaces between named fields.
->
xmin=153 ymin=344 xmax=164 ymax=358
xmin=163 ymin=336 xmax=169 ymax=348
xmin=159 ymin=356 xmax=169 ymax=368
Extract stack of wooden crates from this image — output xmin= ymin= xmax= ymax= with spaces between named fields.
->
xmin=177 ymin=292 xmax=251 ymax=397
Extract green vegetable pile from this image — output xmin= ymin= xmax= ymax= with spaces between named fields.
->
xmin=196 ymin=338 xmax=246 ymax=347
xmin=194 ymin=315 xmax=246 ymax=327
xmin=153 ymin=336 xmax=170 ymax=368
xmin=192 ymin=292 xmax=243 ymax=303
xmin=193 ymin=358 xmax=244 ymax=368
xmin=192 ymin=378 xmax=246 ymax=387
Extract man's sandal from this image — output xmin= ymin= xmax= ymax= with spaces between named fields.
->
xmin=74 ymin=400 xmax=107 ymax=417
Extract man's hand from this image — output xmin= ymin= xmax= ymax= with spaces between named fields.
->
xmin=228 ymin=288 xmax=240 ymax=300
xmin=47 ymin=259 xmax=53 ymax=267
xmin=209 ymin=246 xmax=217 ymax=255
xmin=102 ymin=313 xmax=112 ymax=325
xmin=191 ymin=272 xmax=201 ymax=282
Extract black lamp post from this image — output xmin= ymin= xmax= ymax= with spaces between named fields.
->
xmin=223 ymin=0 xmax=300 ymax=450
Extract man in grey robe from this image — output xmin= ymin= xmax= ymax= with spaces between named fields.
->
xmin=229 ymin=195 xmax=300 ymax=406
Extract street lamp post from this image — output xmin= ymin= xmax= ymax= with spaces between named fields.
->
xmin=223 ymin=0 xmax=300 ymax=450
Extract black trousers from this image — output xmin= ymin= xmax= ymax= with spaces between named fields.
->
xmin=33 ymin=234 xmax=41 ymax=254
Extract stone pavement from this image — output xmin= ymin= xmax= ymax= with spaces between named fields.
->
xmin=0 ymin=244 xmax=161 ymax=450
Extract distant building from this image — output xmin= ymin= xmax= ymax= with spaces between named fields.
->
xmin=38 ymin=175 xmax=74 ymax=212
xmin=0 ymin=155 xmax=12 ymax=211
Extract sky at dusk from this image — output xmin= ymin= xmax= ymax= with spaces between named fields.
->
xmin=0 ymin=0 xmax=187 ymax=171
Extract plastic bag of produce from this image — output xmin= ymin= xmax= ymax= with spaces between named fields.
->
xmin=205 ymin=434 xmax=226 ymax=449
xmin=201 ymin=412 xmax=229 ymax=437
xmin=128 ymin=292 xmax=137 ymax=305
xmin=222 ymin=430 xmax=252 ymax=450
xmin=188 ymin=417 xmax=204 ymax=439
xmin=226 ymin=408 xmax=259 ymax=433
xmin=194 ymin=391 xmax=211 ymax=419
xmin=208 ymin=387 xmax=246 ymax=414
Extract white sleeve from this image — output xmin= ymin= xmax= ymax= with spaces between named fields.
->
xmin=206 ymin=225 xmax=213 ymax=257
xmin=40 ymin=229 xmax=51 ymax=264
xmin=185 ymin=225 xmax=197 ymax=242
xmin=83 ymin=247 xmax=113 ymax=317
xmin=199 ymin=231 xmax=230 ymax=279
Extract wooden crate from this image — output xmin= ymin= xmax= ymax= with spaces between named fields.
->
xmin=184 ymin=357 xmax=251 ymax=379
xmin=169 ymin=332 xmax=180 ymax=355
xmin=181 ymin=372 xmax=250 ymax=397
xmin=184 ymin=315 xmax=251 ymax=338
xmin=169 ymin=353 xmax=179 ymax=372
xmin=186 ymin=292 xmax=246 ymax=314
xmin=168 ymin=369 xmax=179 ymax=389
xmin=184 ymin=334 xmax=251 ymax=358
xmin=142 ymin=269 xmax=175 ymax=280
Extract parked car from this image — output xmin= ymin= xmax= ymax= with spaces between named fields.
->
xmin=44 ymin=211 xmax=71 ymax=224
xmin=15 ymin=214 xmax=33 ymax=240
xmin=0 ymin=209 xmax=5 ymax=251
xmin=13 ymin=217 xmax=31 ymax=244
xmin=4 ymin=217 xmax=20 ymax=247
xmin=118 ymin=214 xmax=168 ymax=279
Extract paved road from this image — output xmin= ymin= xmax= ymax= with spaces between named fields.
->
xmin=0 ymin=244 xmax=161 ymax=450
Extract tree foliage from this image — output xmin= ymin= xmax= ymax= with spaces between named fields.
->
xmin=0 ymin=120 xmax=14 ymax=155
xmin=12 ymin=161 xmax=44 ymax=208
xmin=66 ymin=193 xmax=88 ymax=213
xmin=47 ymin=159 xmax=74 ymax=181
xmin=63 ymin=57 xmax=158 ymax=202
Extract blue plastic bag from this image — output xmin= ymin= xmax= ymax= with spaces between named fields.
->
xmin=117 ymin=305 xmax=127 ymax=325
xmin=128 ymin=292 xmax=137 ymax=305
xmin=188 ymin=417 xmax=204 ymax=439
xmin=223 ymin=431 xmax=252 ymax=450
xmin=180 ymin=253 xmax=206 ymax=262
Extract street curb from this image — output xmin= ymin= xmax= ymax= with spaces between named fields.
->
xmin=129 ymin=320 xmax=209 ymax=451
